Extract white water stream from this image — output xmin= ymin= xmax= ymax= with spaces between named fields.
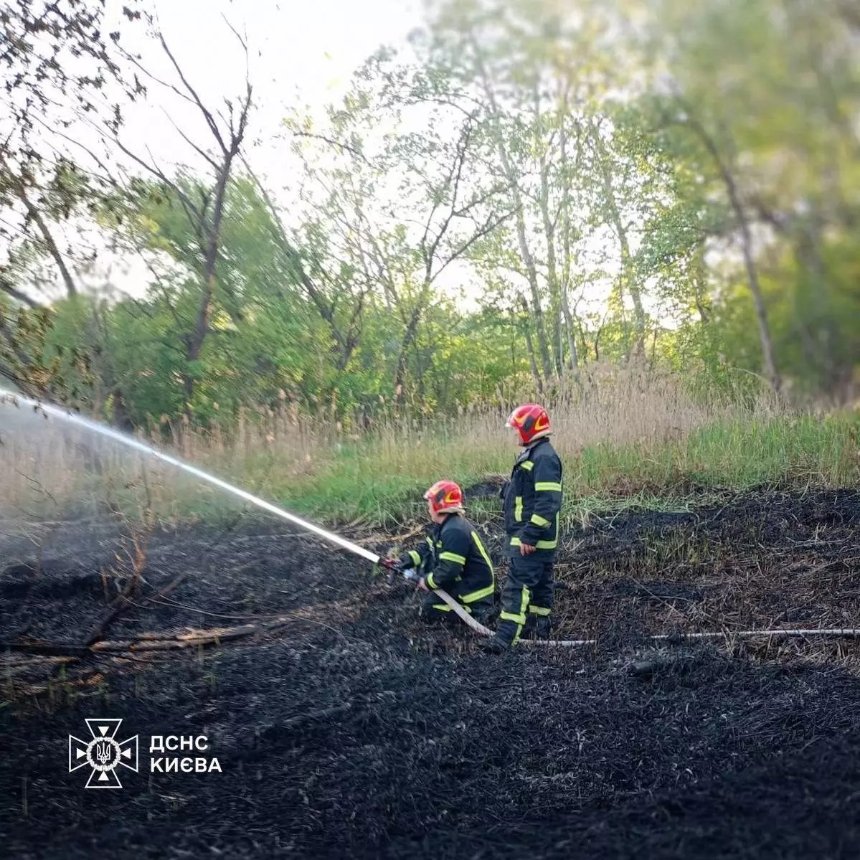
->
xmin=4 ymin=387 xmax=858 ymax=647
xmin=0 ymin=388 xmax=379 ymax=563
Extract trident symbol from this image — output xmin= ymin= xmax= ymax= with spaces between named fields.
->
xmin=95 ymin=741 xmax=113 ymax=766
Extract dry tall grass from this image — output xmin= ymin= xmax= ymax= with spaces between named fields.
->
xmin=0 ymin=419 xmax=167 ymax=524
xmin=0 ymin=399 xmax=332 ymax=522
xmin=481 ymin=363 xmax=767 ymax=461
xmin=1 ymin=365 xmax=851 ymax=527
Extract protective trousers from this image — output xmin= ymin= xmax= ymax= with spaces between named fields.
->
xmin=495 ymin=552 xmax=554 ymax=645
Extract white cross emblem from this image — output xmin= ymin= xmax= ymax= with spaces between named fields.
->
xmin=68 ymin=718 xmax=138 ymax=789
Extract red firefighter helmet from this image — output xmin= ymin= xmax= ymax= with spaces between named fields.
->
xmin=424 ymin=480 xmax=464 ymax=515
xmin=506 ymin=403 xmax=552 ymax=445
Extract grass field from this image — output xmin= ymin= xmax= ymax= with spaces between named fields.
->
xmin=1 ymin=372 xmax=858 ymax=528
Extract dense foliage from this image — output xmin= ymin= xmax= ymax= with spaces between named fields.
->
xmin=1 ymin=0 xmax=858 ymax=426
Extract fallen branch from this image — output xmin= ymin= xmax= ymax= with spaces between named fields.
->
xmin=82 ymin=590 xmax=136 ymax=648
xmin=2 ymin=616 xmax=293 ymax=657
xmin=91 ymin=616 xmax=294 ymax=652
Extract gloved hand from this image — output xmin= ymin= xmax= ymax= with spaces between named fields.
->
xmin=379 ymin=557 xmax=404 ymax=573
xmin=498 ymin=479 xmax=510 ymax=500
xmin=398 ymin=550 xmax=421 ymax=571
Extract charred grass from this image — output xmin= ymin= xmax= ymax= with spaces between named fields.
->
xmin=1 ymin=488 xmax=860 ymax=858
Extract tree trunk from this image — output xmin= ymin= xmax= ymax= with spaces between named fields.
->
xmin=737 ymin=218 xmax=780 ymax=392
xmin=506 ymin=178 xmax=554 ymax=381
xmin=538 ymin=148 xmax=565 ymax=376
xmin=518 ymin=295 xmax=544 ymax=393
xmin=591 ymin=129 xmax=646 ymax=357
xmin=393 ymin=288 xmax=430 ymax=403
xmin=686 ymin=119 xmax=781 ymax=392
xmin=183 ymin=150 xmax=236 ymax=414
xmin=0 ymin=155 xmax=79 ymax=300
xmin=559 ymin=117 xmax=580 ymax=373
xmin=691 ymin=248 xmax=711 ymax=325
xmin=472 ymin=44 xmax=553 ymax=383
xmin=0 ymin=281 xmax=39 ymax=308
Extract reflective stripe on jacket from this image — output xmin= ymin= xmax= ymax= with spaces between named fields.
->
xmin=502 ymin=437 xmax=563 ymax=552
xmin=399 ymin=513 xmax=495 ymax=603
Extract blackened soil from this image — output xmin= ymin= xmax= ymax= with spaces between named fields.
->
xmin=2 ymin=488 xmax=860 ymax=859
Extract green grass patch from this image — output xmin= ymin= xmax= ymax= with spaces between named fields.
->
xmin=236 ymin=412 xmax=860 ymax=527
xmin=272 ymin=433 xmax=513 ymax=526
xmin=569 ymin=413 xmax=859 ymax=497
xmin=12 ymin=411 xmax=853 ymax=531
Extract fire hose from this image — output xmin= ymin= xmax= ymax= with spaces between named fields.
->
xmin=410 ymin=579 xmax=860 ymax=647
xmin=377 ymin=560 xmax=593 ymax=645
xmin=375 ymin=560 xmax=860 ymax=647
xmin=4 ymin=388 xmax=859 ymax=649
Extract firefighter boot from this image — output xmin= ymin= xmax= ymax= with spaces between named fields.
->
xmin=478 ymin=634 xmax=510 ymax=653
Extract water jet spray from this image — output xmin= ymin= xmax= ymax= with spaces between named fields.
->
xmin=3 ymin=389 xmax=859 ymax=648
xmin=0 ymin=388 xmax=380 ymax=563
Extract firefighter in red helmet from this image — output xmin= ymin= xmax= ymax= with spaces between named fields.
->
xmin=394 ymin=480 xmax=495 ymax=623
xmin=481 ymin=404 xmax=563 ymax=651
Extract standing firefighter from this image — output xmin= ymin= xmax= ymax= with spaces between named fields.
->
xmin=481 ymin=404 xmax=563 ymax=652
xmin=394 ymin=480 xmax=495 ymax=624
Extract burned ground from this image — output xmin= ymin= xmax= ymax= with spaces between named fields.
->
xmin=2 ymin=488 xmax=860 ymax=858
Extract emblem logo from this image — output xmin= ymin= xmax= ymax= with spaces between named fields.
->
xmin=69 ymin=719 xmax=138 ymax=788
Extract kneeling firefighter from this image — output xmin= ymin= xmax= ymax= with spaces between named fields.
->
xmin=481 ymin=404 xmax=563 ymax=652
xmin=394 ymin=480 xmax=496 ymax=623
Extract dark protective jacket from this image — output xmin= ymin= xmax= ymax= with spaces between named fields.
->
xmin=399 ymin=513 xmax=495 ymax=604
xmin=502 ymin=436 xmax=563 ymax=554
